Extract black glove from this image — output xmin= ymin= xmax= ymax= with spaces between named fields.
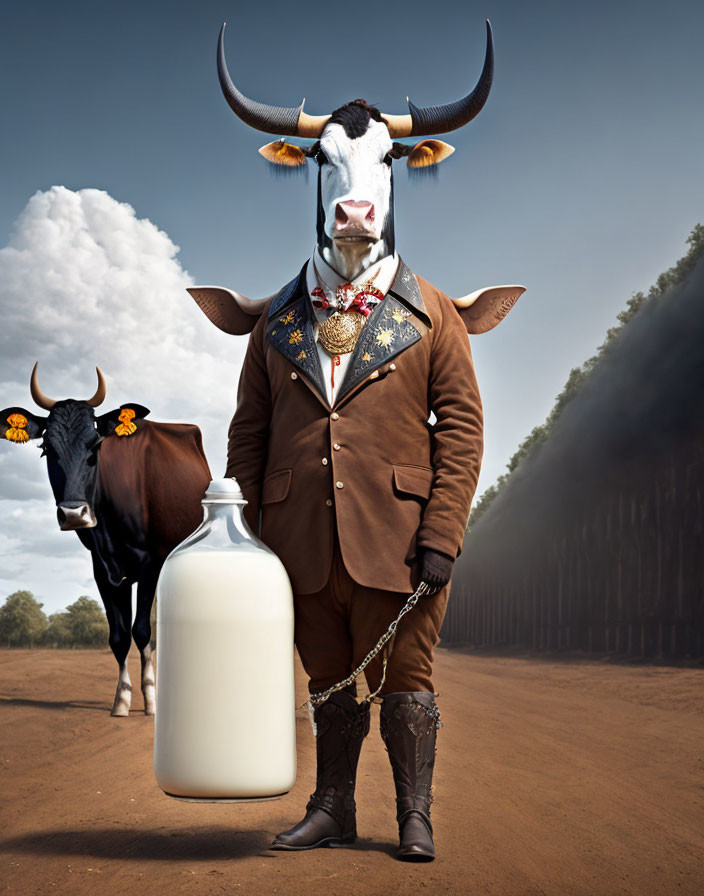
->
xmin=418 ymin=548 xmax=455 ymax=596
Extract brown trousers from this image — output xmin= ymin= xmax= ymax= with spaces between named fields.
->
xmin=294 ymin=534 xmax=449 ymax=696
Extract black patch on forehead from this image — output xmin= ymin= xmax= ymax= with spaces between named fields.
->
xmin=327 ymin=99 xmax=384 ymax=140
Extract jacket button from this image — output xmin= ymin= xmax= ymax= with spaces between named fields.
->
xmin=321 ymin=458 xmax=328 ymax=466
xmin=331 ymin=412 xmax=339 ymax=421
xmin=325 ymin=498 xmax=333 ymax=507
xmin=290 ymin=372 xmax=298 ymax=380
xmin=335 ymin=481 xmax=344 ymax=489
xmin=389 ymin=363 xmax=396 ymax=371
xmin=333 ymin=443 xmax=341 ymax=451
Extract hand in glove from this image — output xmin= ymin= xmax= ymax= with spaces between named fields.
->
xmin=418 ymin=548 xmax=455 ymax=596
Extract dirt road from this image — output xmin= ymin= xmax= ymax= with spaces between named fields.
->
xmin=1 ymin=648 xmax=702 ymax=896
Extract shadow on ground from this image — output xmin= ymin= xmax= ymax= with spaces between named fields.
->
xmin=0 ymin=696 xmax=107 ymax=712
xmin=1 ymin=827 xmax=274 ymax=861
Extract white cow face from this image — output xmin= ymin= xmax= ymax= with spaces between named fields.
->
xmin=258 ymin=101 xmax=455 ymax=277
xmin=317 ymin=118 xmax=393 ymax=254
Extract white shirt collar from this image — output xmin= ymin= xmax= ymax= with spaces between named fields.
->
xmin=306 ymin=247 xmax=399 ymax=300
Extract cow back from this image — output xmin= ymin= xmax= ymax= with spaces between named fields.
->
xmin=97 ymin=421 xmax=211 ymax=566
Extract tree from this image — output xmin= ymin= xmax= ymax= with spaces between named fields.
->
xmin=64 ymin=596 xmax=109 ymax=647
xmin=0 ymin=591 xmax=48 ymax=647
xmin=45 ymin=611 xmax=73 ymax=647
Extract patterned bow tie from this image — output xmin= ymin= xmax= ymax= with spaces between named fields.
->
xmin=311 ymin=279 xmax=384 ymax=318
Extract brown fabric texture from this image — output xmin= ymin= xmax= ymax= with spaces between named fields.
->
xmin=226 ymin=261 xmax=483 ymax=594
xmin=293 ymin=535 xmax=449 ymax=695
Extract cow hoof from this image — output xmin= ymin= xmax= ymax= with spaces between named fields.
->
xmin=111 ymin=689 xmax=132 ymax=717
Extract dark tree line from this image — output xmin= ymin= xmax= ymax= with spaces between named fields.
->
xmin=443 ymin=227 xmax=704 ymax=658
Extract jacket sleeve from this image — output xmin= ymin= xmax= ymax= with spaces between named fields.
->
xmin=225 ymin=311 xmax=272 ymax=532
xmin=416 ymin=290 xmax=484 ymax=559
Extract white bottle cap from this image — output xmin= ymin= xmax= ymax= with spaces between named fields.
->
xmin=203 ymin=477 xmax=246 ymax=503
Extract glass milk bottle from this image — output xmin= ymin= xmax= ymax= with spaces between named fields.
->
xmin=153 ymin=477 xmax=296 ymax=801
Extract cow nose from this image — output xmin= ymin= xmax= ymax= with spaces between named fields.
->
xmin=57 ymin=503 xmax=97 ymax=530
xmin=335 ymin=200 xmax=375 ymax=234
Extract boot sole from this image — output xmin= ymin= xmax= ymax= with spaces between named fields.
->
xmin=271 ymin=835 xmax=355 ymax=851
xmin=397 ymin=848 xmax=435 ymax=862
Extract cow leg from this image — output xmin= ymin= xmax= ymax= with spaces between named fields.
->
xmin=107 ymin=584 xmax=133 ymax=717
xmin=133 ymin=566 xmax=158 ymax=716
xmin=111 ymin=658 xmax=133 ymax=717
xmin=93 ymin=563 xmax=134 ymax=717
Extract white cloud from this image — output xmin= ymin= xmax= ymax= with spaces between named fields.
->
xmin=0 ymin=187 xmax=247 ymax=614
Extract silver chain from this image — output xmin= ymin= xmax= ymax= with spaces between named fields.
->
xmin=306 ymin=581 xmax=431 ymax=710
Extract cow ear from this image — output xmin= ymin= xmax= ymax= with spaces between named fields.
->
xmin=407 ymin=140 xmax=455 ymax=169
xmin=187 ymin=286 xmax=269 ymax=335
xmin=452 ymin=286 xmax=526 ymax=334
xmin=259 ymin=140 xmax=307 ymax=167
xmin=96 ymin=404 xmax=150 ymax=438
xmin=0 ymin=407 xmax=47 ymax=443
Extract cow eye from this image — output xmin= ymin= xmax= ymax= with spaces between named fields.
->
xmin=383 ymin=152 xmax=393 ymax=166
xmin=316 ymin=149 xmax=329 ymax=166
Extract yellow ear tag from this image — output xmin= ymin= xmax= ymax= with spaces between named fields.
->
xmin=115 ymin=408 xmax=137 ymax=437
xmin=6 ymin=413 xmax=30 ymax=443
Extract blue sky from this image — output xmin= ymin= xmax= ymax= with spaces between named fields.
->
xmin=1 ymin=0 xmax=702 ymax=612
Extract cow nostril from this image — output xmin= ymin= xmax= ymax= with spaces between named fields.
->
xmin=365 ymin=205 xmax=375 ymax=222
xmin=335 ymin=203 xmax=349 ymax=224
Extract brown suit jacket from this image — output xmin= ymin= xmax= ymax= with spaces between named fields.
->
xmin=226 ymin=259 xmax=483 ymax=594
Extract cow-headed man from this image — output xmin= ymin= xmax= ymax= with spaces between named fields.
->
xmin=191 ymin=21 xmax=524 ymax=862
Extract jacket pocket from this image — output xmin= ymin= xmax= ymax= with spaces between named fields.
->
xmin=261 ymin=469 xmax=292 ymax=504
xmin=392 ymin=464 xmax=434 ymax=501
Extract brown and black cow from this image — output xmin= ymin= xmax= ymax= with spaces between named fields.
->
xmin=1 ymin=363 xmax=211 ymax=716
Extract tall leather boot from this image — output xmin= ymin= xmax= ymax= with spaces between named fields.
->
xmin=272 ymin=687 xmax=370 ymax=850
xmin=380 ymin=691 xmax=441 ymax=862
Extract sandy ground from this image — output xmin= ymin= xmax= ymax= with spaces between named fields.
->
xmin=0 ymin=648 xmax=703 ymax=896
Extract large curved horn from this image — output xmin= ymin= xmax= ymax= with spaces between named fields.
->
xmin=217 ymin=24 xmax=330 ymax=137
xmin=382 ymin=20 xmax=494 ymax=138
xmin=30 ymin=362 xmax=56 ymax=411
xmin=85 ymin=366 xmax=107 ymax=408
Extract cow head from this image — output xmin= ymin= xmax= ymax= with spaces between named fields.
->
xmin=217 ymin=20 xmax=493 ymax=280
xmin=1 ymin=364 xmax=149 ymax=530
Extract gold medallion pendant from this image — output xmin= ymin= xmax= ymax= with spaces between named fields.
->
xmin=317 ymin=311 xmax=364 ymax=355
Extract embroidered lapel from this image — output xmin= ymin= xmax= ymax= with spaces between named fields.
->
xmin=386 ymin=259 xmax=432 ymax=327
xmin=335 ymin=261 xmax=429 ymax=403
xmin=267 ymin=265 xmax=328 ymax=405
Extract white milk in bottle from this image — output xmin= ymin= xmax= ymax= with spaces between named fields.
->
xmin=153 ymin=477 xmax=296 ymax=801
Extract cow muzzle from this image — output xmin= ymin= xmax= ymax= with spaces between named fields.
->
xmin=57 ymin=502 xmax=97 ymax=530
xmin=334 ymin=200 xmax=376 ymax=241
